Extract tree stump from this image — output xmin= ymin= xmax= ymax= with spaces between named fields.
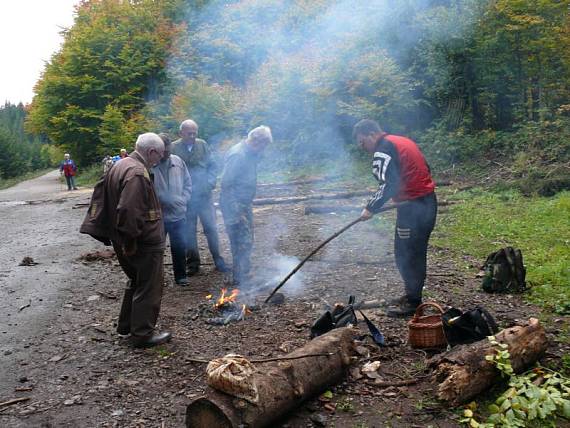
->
xmin=430 ymin=318 xmax=548 ymax=405
xmin=186 ymin=327 xmax=355 ymax=428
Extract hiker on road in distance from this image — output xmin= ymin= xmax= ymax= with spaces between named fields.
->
xmin=220 ymin=126 xmax=272 ymax=288
xmin=171 ymin=119 xmax=228 ymax=275
xmin=59 ymin=153 xmax=78 ymax=190
xmin=353 ymin=119 xmax=437 ymax=318
xmin=80 ymin=133 xmax=171 ymax=348
xmin=153 ymin=133 xmax=193 ymax=286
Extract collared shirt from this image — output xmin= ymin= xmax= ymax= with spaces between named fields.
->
xmin=171 ymin=138 xmax=217 ymax=199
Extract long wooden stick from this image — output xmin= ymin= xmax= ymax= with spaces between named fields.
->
xmin=264 ymin=203 xmax=402 ymax=303
xmin=0 ymin=397 xmax=30 ymax=408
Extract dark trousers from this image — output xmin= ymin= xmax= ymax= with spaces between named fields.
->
xmin=113 ymin=243 xmax=164 ymax=337
xmin=394 ymin=192 xmax=437 ymax=304
xmin=186 ymin=194 xmax=223 ymax=269
xmin=225 ymin=210 xmax=253 ymax=286
xmin=164 ymin=219 xmax=187 ymax=281
xmin=65 ymin=175 xmax=76 ymax=190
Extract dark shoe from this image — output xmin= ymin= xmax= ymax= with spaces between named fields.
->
xmin=386 ymin=301 xmax=420 ymax=318
xmin=117 ymin=326 xmax=130 ymax=336
xmin=132 ymin=331 xmax=172 ymax=349
xmin=176 ymin=277 xmax=190 ymax=286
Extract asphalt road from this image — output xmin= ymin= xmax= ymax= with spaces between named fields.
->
xmin=0 ymin=171 xmax=98 ymax=397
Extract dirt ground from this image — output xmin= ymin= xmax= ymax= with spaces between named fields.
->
xmin=0 ymin=171 xmax=568 ymax=428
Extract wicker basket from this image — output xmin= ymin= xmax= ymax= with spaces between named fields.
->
xmin=408 ymin=302 xmax=447 ymax=349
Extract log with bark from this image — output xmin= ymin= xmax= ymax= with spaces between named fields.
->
xmin=429 ymin=318 xmax=547 ymax=405
xmin=252 ymin=189 xmax=375 ymax=206
xmin=185 ymin=327 xmax=355 ymax=428
xmin=257 ymin=176 xmax=333 ymax=188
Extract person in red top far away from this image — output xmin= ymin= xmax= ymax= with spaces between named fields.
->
xmin=353 ymin=119 xmax=437 ymax=317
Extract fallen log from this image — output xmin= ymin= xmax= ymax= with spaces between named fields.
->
xmin=252 ymin=189 xmax=374 ymax=206
xmin=257 ymin=176 xmax=332 ymax=188
xmin=185 ymin=327 xmax=355 ymax=428
xmin=304 ymin=200 xmax=456 ymax=215
xmin=430 ymin=318 xmax=547 ymax=405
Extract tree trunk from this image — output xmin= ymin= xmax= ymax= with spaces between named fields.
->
xmin=186 ymin=328 xmax=355 ymax=428
xmin=430 ymin=318 xmax=547 ymax=405
xmin=252 ymin=190 xmax=374 ymax=206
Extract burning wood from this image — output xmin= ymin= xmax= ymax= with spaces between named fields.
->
xmin=204 ymin=289 xmax=251 ymax=326
xmin=214 ymin=288 xmax=239 ymax=309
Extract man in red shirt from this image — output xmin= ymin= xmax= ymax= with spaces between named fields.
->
xmin=353 ymin=119 xmax=437 ymax=317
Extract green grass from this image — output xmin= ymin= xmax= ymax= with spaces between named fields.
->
xmin=0 ymin=168 xmax=54 ymax=190
xmin=75 ymin=164 xmax=104 ymax=187
xmin=433 ymin=189 xmax=570 ymax=310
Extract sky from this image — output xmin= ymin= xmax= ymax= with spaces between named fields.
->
xmin=0 ymin=0 xmax=80 ymax=105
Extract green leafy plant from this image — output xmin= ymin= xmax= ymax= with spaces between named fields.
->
xmin=460 ymin=337 xmax=570 ymax=427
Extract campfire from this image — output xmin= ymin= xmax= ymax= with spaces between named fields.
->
xmin=204 ymin=289 xmax=251 ymax=325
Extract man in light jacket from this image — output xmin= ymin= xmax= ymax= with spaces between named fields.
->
xmin=153 ymin=134 xmax=193 ymax=286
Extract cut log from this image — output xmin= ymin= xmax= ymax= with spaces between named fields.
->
xmin=252 ymin=189 xmax=375 ymax=206
xmin=186 ymin=327 xmax=355 ymax=428
xmin=430 ymin=318 xmax=547 ymax=405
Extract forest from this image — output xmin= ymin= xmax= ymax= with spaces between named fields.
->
xmin=0 ymin=103 xmax=58 ymax=179
xmin=17 ymin=0 xmax=569 ymax=192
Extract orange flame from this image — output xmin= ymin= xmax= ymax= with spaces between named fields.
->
xmin=214 ymin=288 xmax=240 ymax=308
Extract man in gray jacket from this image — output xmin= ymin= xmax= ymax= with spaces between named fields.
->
xmin=153 ymin=134 xmax=193 ymax=286
xmin=171 ymin=120 xmax=228 ymax=275
xmin=220 ymin=126 xmax=272 ymax=287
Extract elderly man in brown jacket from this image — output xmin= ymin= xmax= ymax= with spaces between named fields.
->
xmin=80 ymin=133 xmax=171 ymax=348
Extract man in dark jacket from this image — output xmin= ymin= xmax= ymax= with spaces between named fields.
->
xmin=353 ymin=119 xmax=437 ymax=317
xmin=171 ymin=120 xmax=228 ymax=275
xmin=80 ymin=133 xmax=171 ymax=348
xmin=220 ymin=126 xmax=272 ymax=287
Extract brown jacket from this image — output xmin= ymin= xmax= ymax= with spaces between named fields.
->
xmin=80 ymin=151 xmax=165 ymax=251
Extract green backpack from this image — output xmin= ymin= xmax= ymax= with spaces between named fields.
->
xmin=481 ymin=247 xmax=527 ymax=293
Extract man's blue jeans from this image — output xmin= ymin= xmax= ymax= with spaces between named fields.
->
xmin=164 ymin=219 xmax=188 ymax=282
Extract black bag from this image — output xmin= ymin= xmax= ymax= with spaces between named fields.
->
xmin=310 ymin=296 xmax=357 ymax=338
xmin=442 ymin=306 xmax=498 ymax=347
xmin=481 ymin=247 xmax=526 ymax=293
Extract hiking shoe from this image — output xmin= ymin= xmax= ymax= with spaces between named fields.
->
xmin=386 ymin=300 xmax=420 ymax=318
xmin=176 ymin=278 xmax=190 ymax=286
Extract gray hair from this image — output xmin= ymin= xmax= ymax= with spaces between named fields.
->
xmin=179 ymin=119 xmax=198 ymax=132
xmin=247 ymin=126 xmax=273 ymax=144
xmin=135 ymin=133 xmax=164 ymax=154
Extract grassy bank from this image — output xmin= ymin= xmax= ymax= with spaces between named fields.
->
xmin=75 ymin=164 xmax=104 ymax=187
xmin=433 ymin=189 xmax=570 ymax=312
xmin=0 ymin=169 xmax=54 ymax=190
